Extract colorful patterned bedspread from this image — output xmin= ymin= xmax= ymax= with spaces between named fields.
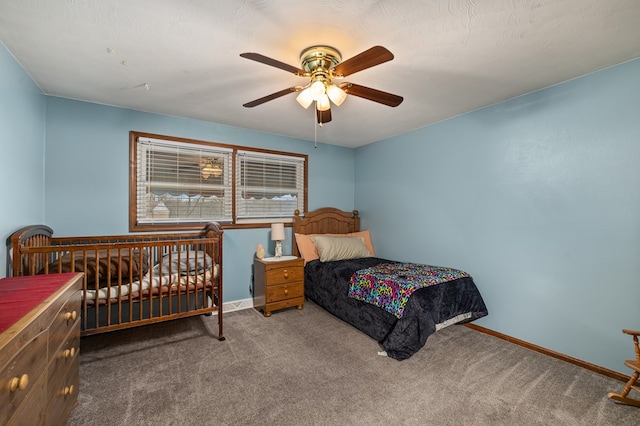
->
xmin=348 ymin=262 xmax=471 ymax=319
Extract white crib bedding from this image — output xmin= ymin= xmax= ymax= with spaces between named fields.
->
xmin=83 ymin=265 xmax=218 ymax=301
xmin=82 ymin=248 xmax=219 ymax=302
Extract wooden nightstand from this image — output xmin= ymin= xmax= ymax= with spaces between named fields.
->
xmin=253 ymin=256 xmax=304 ymax=317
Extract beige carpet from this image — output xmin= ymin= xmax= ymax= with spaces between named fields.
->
xmin=68 ymin=301 xmax=638 ymax=425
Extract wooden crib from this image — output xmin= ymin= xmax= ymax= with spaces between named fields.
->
xmin=7 ymin=223 xmax=224 ymax=339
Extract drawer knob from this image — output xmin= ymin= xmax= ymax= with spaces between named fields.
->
xmin=64 ymin=347 xmax=76 ymax=358
xmin=284 ymin=271 xmax=289 ymax=279
xmin=64 ymin=310 xmax=78 ymax=321
xmin=63 ymin=385 xmax=75 ymax=396
xmin=9 ymin=374 xmax=29 ymax=392
xmin=284 ymin=289 xmax=289 ymax=295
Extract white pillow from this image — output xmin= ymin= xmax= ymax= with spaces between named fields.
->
xmin=310 ymin=235 xmax=372 ymax=262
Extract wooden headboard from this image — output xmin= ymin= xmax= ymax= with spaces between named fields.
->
xmin=292 ymin=208 xmax=360 ymax=257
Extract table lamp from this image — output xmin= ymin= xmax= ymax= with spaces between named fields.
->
xmin=271 ymin=223 xmax=285 ymax=258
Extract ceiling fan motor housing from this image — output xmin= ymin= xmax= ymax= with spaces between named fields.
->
xmin=300 ymin=46 xmax=342 ymax=75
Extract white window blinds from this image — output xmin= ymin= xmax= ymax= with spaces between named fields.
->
xmin=236 ymin=150 xmax=305 ymax=222
xmin=136 ymin=137 xmax=233 ymax=224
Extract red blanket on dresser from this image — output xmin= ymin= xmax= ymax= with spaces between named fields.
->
xmin=0 ymin=273 xmax=77 ymax=333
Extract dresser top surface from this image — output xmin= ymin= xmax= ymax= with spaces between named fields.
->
xmin=0 ymin=273 xmax=82 ymax=334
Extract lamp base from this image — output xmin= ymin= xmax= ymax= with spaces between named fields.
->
xmin=275 ymin=241 xmax=283 ymax=258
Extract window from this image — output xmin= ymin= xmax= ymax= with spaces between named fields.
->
xmin=130 ymin=131 xmax=307 ymax=231
xmin=236 ymin=151 xmax=305 ymax=222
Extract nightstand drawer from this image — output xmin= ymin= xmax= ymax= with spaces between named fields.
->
xmin=266 ymin=282 xmax=304 ymax=303
xmin=265 ymin=266 xmax=303 ymax=285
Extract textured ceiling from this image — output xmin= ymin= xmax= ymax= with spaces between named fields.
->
xmin=1 ymin=0 xmax=639 ymax=148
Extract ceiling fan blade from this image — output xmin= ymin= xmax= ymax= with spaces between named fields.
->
xmin=317 ymin=108 xmax=332 ymax=124
xmin=342 ymin=83 xmax=403 ymax=107
xmin=243 ymin=87 xmax=298 ymax=108
xmin=332 ymin=46 xmax=394 ymax=77
xmin=240 ymin=53 xmax=305 ymax=76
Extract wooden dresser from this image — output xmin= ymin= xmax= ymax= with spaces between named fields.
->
xmin=253 ymin=257 xmax=304 ymax=317
xmin=0 ymin=273 xmax=82 ymax=426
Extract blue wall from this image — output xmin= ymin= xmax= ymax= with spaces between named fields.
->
xmin=0 ymin=43 xmax=46 ymax=277
xmin=3 ymin=36 xmax=639 ymax=375
xmin=355 ymin=58 xmax=640 ymax=374
xmin=43 ymin=97 xmax=355 ymax=302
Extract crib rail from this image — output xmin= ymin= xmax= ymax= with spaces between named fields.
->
xmin=7 ymin=223 xmax=224 ymax=340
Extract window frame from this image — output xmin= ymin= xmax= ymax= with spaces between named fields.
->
xmin=129 ymin=131 xmax=308 ymax=232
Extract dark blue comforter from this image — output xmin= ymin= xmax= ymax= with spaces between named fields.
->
xmin=304 ymin=257 xmax=488 ymax=360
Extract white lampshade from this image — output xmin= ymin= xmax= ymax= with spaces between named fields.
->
xmin=309 ymin=80 xmax=326 ymax=100
xmin=271 ymin=223 xmax=285 ymax=241
xmin=326 ymin=84 xmax=347 ymax=106
xmin=296 ymin=88 xmax=314 ymax=109
xmin=309 ymin=80 xmax=324 ymax=101
xmin=316 ymin=94 xmax=331 ymax=111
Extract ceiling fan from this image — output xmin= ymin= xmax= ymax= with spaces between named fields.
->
xmin=240 ymin=45 xmax=403 ymax=124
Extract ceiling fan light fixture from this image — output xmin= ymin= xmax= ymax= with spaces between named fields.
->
xmin=309 ymin=80 xmax=326 ymax=100
xmin=296 ymin=89 xmax=314 ymax=109
xmin=316 ymin=94 xmax=331 ymax=111
xmin=326 ymin=83 xmax=347 ymax=106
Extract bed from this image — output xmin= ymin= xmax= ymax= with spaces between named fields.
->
xmin=7 ymin=223 xmax=224 ymax=340
xmin=293 ymin=207 xmax=488 ymax=360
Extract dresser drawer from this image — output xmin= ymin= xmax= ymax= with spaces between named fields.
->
xmin=48 ymin=288 xmax=81 ymax=363
xmin=265 ymin=266 xmax=304 ymax=286
xmin=266 ymin=282 xmax=304 ymax=303
xmin=46 ymin=353 xmax=79 ymax=426
xmin=5 ymin=372 xmax=47 ymax=426
xmin=0 ymin=330 xmax=48 ymax=423
xmin=48 ymin=322 xmax=80 ymax=398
